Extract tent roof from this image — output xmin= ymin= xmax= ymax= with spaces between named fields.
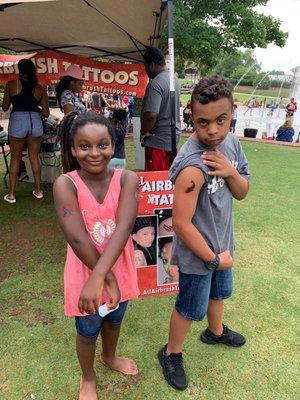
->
xmin=0 ymin=0 xmax=166 ymax=61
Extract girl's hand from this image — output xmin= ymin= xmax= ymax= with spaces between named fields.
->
xmin=78 ymin=275 xmax=105 ymax=315
xmin=201 ymin=150 xmax=237 ymax=178
xmin=217 ymin=250 xmax=234 ymax=270
xmin=105 ymin=271 xmax=121 ymax=309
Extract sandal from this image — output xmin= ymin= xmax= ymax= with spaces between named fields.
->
xmin=4 ymin=194 xmax=16 ymax=203
xmin=32 ymin=190 xmax=43 ymax=199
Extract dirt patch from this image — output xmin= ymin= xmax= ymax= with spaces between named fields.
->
xmin=0 ymin=268 xmax=10 ymax=282
xmin=6 ymin=289 xmax=63 ymax=311
xmin=0 ymin=218 xmax=63 ymax=267
xmin=100 ymin=373 xmax=142 ymax=396
xmin=11 ymin=305 xmax=29 ymax=317
xmin=30 ymin=308 xmax=55 ymax=326
xmin=10 ymin=305 xmax=55 ymax=326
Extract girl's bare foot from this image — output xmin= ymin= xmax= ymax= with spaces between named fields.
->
xmin=79 ymin=375 xmax=98 ymax=400
xmin=100 ymin=355 xmax=139 ymax=375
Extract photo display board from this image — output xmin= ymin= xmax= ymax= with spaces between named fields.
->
xmin=134 ymin=171 xmax=179 ymax=298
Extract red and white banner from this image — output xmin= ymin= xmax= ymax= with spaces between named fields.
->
xmin=0 ymin=50 xmax=148 ymax=98
xmin=133 ymin=171 xmax=178 ymax=299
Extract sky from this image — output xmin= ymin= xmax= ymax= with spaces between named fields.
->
xmin=254 ymin=0 xmax=300 ymax=74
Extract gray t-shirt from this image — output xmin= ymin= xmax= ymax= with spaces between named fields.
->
xmin=169 ymin=133 xmax=250 ymax=275
xmin=142 ymin=70 xmax=181 ymax=151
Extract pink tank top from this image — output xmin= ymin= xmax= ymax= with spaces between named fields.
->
xmin=63 ymin=169 xmax=139 ymax=316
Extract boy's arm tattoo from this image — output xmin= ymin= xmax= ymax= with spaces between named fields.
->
xmin=185 ymin=180 xmax=196 ymax=193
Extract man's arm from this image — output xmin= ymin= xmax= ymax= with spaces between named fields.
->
xmin=140 ymin=81 xmax=162 ymax=142
xmin=140 ymin=112 xmax=157 ymax=135
xmin=201 ymin=150 xmax=249 ymax=200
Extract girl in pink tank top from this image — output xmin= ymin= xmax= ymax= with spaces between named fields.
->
xmin=53 ymin=111 xmax=140 ymax=400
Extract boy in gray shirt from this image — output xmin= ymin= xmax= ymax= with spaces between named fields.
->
xmin=158 ymin=76 xmax=250 ymax=390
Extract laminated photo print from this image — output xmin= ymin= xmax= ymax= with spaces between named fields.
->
xmin=132 ymin=215 xmax=157 ymax=267
xmin=155 ymin=208 xmax=173 ymax=237
xmin=157 ymin=236 xmax=179 ymax=285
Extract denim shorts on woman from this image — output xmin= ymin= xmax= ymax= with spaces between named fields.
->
xmin=75 ymin=301 xmax=128 ymax=339
xmin=175 ymin=268 xmax=233 ymax=321
xmin=8 ymin=111 xmax=43 ymax=138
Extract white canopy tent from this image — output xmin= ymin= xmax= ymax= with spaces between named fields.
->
xmin=0 ymin=0 xmax=167 ymax=61
xmin=0 ymin=0 xmax=177 ymax=168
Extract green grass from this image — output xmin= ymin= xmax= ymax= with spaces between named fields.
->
xmin=0 ymin=139 xmax=299 ymax=399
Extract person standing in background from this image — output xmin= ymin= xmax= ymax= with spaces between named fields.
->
xmin=2 ymin=58 xmax=49 ymax=203
xmin=140 ymin=47 xmax=181 ymax=171
xmin=56 ymin=65 xmax=85 ymax=116
xmin=230 ymin=104 xmax=238 ymax=133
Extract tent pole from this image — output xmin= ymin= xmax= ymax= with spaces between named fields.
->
xmin=165 ymin=0 xmax=177 ymax=161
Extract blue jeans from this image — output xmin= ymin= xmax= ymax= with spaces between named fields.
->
xmin=175 ymin=269 xmax=233 ymax=321
xmin=75 ymin=301 xmax=128 ymax=339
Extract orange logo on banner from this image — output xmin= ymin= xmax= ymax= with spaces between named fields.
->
xmin=0 ymin=50 xmax=148 ymax=98
xmin=133 ymin=171 xmax=179 ymax=298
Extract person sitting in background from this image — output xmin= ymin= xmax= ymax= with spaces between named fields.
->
xmin=109 ymin=109 xmax=128 ymax=169
xmin=56 ymin=65 xmax=85 ymax=115
xmin=275 ymin=120 xmax=295 ymax=142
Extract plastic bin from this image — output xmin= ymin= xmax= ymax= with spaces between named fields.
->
xmin=23 ymin=151 xmax=62 ymax=183
xmin=244 ymin=128 xmax=258 ymax=138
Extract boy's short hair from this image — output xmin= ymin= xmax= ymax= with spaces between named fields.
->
xmin=143 ymin=47 xmax=165 ymax=66
xmin=191 ymin=75 xmax=233 ymax=111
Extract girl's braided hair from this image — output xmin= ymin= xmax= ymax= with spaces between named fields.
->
xmin=59 ymin=111 xmax=116 ymax=173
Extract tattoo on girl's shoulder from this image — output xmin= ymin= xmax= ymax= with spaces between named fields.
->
xmin=185 ymin=180 xmax=196 ymax=193
xmin=62 ymin=205 xmax=76 ymax=218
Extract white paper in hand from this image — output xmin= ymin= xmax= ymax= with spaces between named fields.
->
xmin=98 ymin=303 xmax=119 ymax=317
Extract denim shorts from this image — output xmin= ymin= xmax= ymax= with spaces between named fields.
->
xmin=8 ymin=111 xmax=43 ymax=138
xmin=175 ymin=268 xmax=233 ymax=321
xmin=75 ymin=301 xmax=128 ymax=339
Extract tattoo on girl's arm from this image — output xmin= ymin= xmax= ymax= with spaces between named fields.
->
xmin=185 ymin=180 xmax=196 ymax=193
xmin=62 ymin=205 xmax=76 ymax=218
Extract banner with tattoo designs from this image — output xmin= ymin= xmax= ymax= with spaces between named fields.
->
xmin=133 ymin=171 xmax=179 ymax=298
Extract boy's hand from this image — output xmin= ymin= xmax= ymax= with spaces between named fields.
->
xmin=217 ymin=250 xmax=234 ymax=270
xmin=201 ymin=150 xmax=237 ymax=179
xmin=104 ymin=271 xmax=121 ymax=309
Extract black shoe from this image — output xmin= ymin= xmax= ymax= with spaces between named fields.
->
xmin=200 ymin=324 xmax=246 ymax=347
xmin=157 ymin=345 xmax=188 ymax=390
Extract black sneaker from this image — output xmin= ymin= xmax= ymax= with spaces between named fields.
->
xmin=157 ymin=345 xmax=188 ymax=390
xmin=200 ymin=324 xmax=246 ymax=347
